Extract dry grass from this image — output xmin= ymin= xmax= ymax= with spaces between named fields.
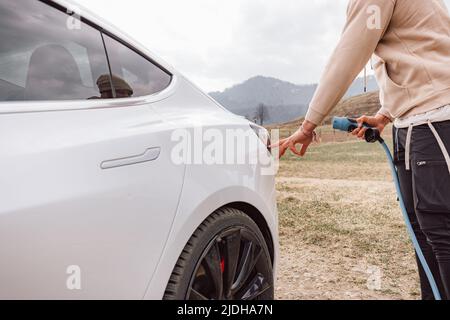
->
xmin=275 ymin=126 xmax=421 ymax=300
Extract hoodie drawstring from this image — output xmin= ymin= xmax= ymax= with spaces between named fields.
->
xmin=405 ymin=124 xmax=413 ymax=171
xmin=404 ymin=121 xmax=450 ymax=174
xmin=428 ymin=120 xmax=450 ymax=175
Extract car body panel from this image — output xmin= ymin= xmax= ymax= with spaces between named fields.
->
xmin=143 ymin=78 xmax=278 ymax=299
xmin=0 ymin=0 xmax=278 ymax=299
xmin=0 ymin=102 xmax=185 ymax=299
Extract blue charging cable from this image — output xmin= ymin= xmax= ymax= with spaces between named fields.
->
xmin=333 ymin=117 xmax=442 ymax=300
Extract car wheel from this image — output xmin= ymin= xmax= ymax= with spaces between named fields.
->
xmin=164 ymin=208 xmax=274 ymax=300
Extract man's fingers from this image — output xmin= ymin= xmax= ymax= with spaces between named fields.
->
xmin=353 ymin=115 xmax=368 ymax=135
xmin=357 ymin=115 xmax=368 ymax=126
xmin=291 ymin=141 xmax=311 ymax=157
xmin=289 ymin=142 xmax=303 ymax=156
xmin=300 ymin=143 xmax=310 ymax=156
xmin=275 ymin=133 xmax=314 ymax=158
xmin=270 ymin=138 xmax=286 ymax=149
xmin=278 ymin=145 xmax=286 ymax=158
xmin=272 ymin=138 xmax=288 ymax=159
xmin=357 ymin=127 xmax=367 ymax=139
xmin=352 ymin=128 xmax=361 ymax=136
xmin=278 ymin=140 xmax=290 ymax=158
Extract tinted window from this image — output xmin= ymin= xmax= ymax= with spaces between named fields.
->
xmin=103 ymin=35 xmax=172 ymax=98
xmin=0 ymin=0 xmax=113 ymax=101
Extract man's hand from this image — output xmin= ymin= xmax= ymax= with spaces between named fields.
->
xmin=352 ymin=114 xmax=391 ymax=139
xmin=272 ymin=121 xmax=317 ymax=159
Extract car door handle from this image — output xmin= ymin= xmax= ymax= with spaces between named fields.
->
xmin=101 ymin=147 xmax=161 ymax=169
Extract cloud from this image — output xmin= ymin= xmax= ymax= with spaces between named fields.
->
xmin=75 ymin=0 xmax=450 ymax=92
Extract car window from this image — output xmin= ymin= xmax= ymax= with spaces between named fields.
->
xmin=103 ymin=34 xmax=172 ymax=99
xmin=0 ymin=0 xmax=113 ymax=101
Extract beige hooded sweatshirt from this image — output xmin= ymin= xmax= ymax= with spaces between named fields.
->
xmin=305 ymin=0 xmax=450 ymax=125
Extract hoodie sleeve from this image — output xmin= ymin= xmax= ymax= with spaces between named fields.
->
xmin=305 ymin=0 xmax=396 ymax=125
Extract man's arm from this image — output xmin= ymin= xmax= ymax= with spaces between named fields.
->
xmin=305 ymin=0 xmax=396 ymax=126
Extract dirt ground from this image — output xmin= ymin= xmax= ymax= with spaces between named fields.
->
xmin=274 ymin=127 xmax=421 ymax=300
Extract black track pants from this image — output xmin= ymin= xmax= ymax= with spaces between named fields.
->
xmin=394 ymin=121 xmax=450 ymax=300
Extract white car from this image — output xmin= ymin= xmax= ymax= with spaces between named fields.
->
xmin=0 ymin=0 xmax=278 ymax=300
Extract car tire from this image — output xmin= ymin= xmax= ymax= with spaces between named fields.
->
xmin=163 ymin=207 xmax=274 ymax=300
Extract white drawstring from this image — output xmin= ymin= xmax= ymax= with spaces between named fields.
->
xmin=405 ymin=124 xmax=413 ymax=171
xmin=395 ymin=105 xmax=450 ymax=174
xmin=404 ymin=122 xmax=450 ymax=174
xmin=428 ymin=120 xmax=450 ymax=175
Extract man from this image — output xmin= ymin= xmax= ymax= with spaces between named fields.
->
xmin=275 ymin=0 xmax=450 ymax=300
xmin=96 ymin=74 xmax=134 ymax=99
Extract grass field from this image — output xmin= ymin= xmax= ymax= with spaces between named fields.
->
xmin=275 ymin=125 xmax=421 ymax=300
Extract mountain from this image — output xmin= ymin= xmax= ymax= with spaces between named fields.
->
xmin=209 ymin=75 xmax=378 ymax=125
xmin=324 ymin=91 xmax=381 ymax=124
xmin=272 ymin=91 xmax=381 ymax=129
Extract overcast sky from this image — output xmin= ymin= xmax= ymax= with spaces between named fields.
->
xmin=76 ymin=0 xmax=450 ymax=93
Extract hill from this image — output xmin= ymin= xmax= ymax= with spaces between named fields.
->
xmin=210 ymin=75 xmax=378 ymax=125
xmin=270 ymin=91 xmax=381 ymax=129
